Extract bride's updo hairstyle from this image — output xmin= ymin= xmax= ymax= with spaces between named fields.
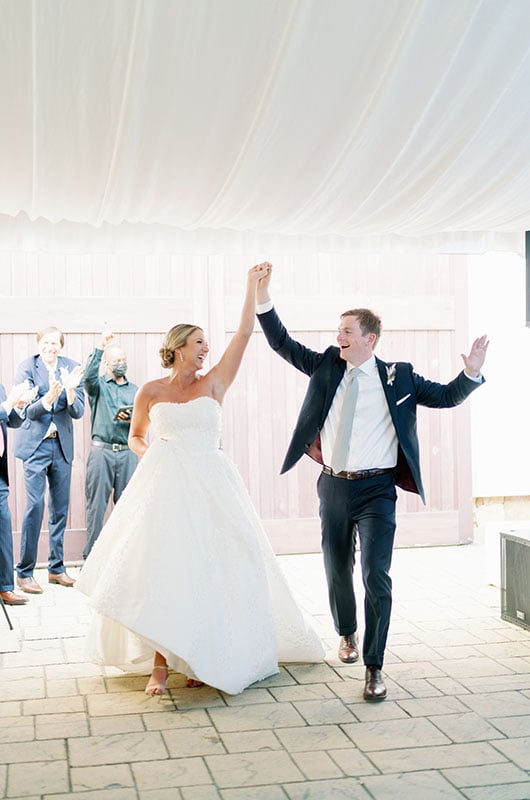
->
xmin=159 ymin=324 xmax=201 ymax=368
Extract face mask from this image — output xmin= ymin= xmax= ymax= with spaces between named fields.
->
xmin=112 ymin=362 xmax=127 ymax=378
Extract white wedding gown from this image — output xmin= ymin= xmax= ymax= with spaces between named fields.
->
xmin=76 ymin=397 xmax=324 ymax=694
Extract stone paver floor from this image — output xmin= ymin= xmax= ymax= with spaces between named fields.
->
xmin=2 ymin=543 xmax=530 ymax=799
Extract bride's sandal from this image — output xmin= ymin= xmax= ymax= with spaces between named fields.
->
xmin=186 ymin=678 xmax=204 ymax=688
xmin=145 ymin=665 xmax=169 ymax=696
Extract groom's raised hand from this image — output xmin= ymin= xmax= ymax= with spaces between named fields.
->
xmin=461 ymin=334 xmax=489 ymax=378
xmin=256 ymin=262 xmax=272 ymax=304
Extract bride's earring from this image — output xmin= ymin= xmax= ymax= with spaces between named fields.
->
xmin=178 ymin=350 xmax=184 ymax=363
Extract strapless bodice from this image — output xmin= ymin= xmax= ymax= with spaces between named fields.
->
xmin=148 ymin=396 xmax=222 ymax=452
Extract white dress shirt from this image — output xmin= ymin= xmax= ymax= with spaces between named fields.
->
xmin=42 ymin=363 xmax=58 ymax=436
xmin=321 ymin=355 xmax=398 ymax=471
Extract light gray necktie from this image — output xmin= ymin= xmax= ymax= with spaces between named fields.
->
xmin=330 ymin=367 xmax=361 ymax=473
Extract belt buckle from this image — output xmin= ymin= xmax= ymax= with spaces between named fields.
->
xmin=111 ymin=443 xmax=121 ymax=452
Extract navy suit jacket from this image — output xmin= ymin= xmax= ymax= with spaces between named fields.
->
xmin=14 ymin=355 xmax=85 ymax=464
xmin=257 ymin=306 xmax=484 ymax=503
xmin=0 ymin=384 xmax=24 ymax=485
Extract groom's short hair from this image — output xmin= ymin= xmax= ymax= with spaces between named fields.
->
xmin=340 ymin=308 xmax=382 ymax=346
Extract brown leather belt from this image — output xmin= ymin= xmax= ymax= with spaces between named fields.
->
xmin=322 ymin=466 xmax=395 ymax=480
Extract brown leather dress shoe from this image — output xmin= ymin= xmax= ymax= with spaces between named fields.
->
xmin=338 ymin=633 xmax=359 ymax=663
xmin=48 ymin=572 xmax=76 ymax=587
xmin=16 ymin=576 xmax=44 ymax=594
xmin=363 ymin=666 xmax=387 ymax=701
xmin=0 ymin=590 xmax=29 ymax=605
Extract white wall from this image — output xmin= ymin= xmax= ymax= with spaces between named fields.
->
xmin=468 ymin=252 xmax=530 ymax=497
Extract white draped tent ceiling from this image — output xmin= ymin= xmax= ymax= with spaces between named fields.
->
xmin=1 ymin=0 xmax=530 ymax=255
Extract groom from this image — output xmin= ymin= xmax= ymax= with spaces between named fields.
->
xmin=256 ymin=266 xmax=488 ymax=701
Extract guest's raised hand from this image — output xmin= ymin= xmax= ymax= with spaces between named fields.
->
xmin=20 ymin=385 xmax=39 ymax=406
xmin=45 ymin=379 xmax=63 ymax=405
xmin=7 ymin=380 xmax=38 ymax=408
xmin=60 ymin=365 xmax=84 ymax=390
xmin=461 ymin=334 xmax=489 ymax=377
xmin=99 ymin=331 xmax=115 ymax=350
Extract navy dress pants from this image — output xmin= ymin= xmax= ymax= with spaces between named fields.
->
xmin=317 ymin=470 xmax=397 ymax=667
xmin=0 ymin=475 xmax=15 ymax=592
xmin=16 ymin=438 xmax=72 ymax=577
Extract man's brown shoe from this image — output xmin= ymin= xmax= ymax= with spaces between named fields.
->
xmin=363 ymin=666 xmax=387 ymax=701
xmin=338 ymin=633 xmax=359 ymax=663
xmin=0 ymin=590 xmax=29 ymax=605
xmin=16 ymin=576 xmax=43 ymax=594
xmin=48 ymin=572 xmax=76 ymax=587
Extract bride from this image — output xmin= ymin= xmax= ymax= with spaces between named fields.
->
xmin=76 ymin=263 xmax=324 ymax=696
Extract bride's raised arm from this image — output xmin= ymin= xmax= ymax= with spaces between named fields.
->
xmin=210 ymin=262 xmax=271 ymax=402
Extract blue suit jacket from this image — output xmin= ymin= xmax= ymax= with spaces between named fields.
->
xmin=0 ymin=384 xmax=24 ymax=485
xmin=257 ymin=306 xmax=484 ymax=503
xmin=14 ymin=355 xmax=85 ymax=463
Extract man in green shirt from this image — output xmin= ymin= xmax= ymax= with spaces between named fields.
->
xmin=83 ymin=333 xmax=138 ymax=559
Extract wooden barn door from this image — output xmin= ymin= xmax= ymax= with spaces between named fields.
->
xmin=0 ymin=250 xmax=473 ymax=562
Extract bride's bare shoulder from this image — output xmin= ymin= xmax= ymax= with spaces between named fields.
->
xmin=137 ymin=377 xmax=168 ymax=401
xmin=142 ymin=377 xmax=166 ymax=389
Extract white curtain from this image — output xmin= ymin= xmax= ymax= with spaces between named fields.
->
xmin=1 ymin=0 xmax=530 ymax=254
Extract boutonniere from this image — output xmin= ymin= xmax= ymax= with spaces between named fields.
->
xmin=386 ymin=364 xmax=396 ymax=386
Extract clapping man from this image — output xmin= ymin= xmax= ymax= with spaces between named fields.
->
xmin=15 ymin=326 xmax=84 ymax=593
